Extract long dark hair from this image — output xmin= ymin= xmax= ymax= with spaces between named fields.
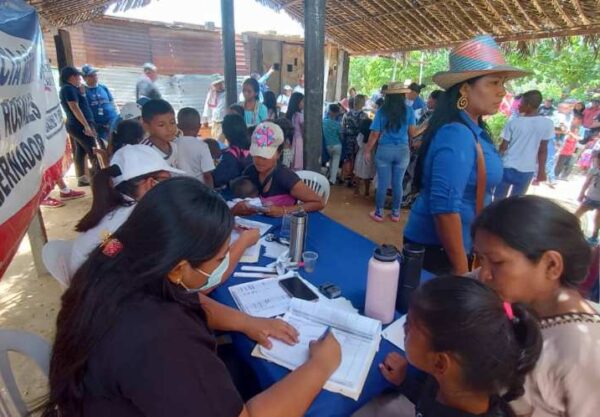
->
xmin=380 ymin=93 xmax=407 ymax=132
xmin=243 ymin=77 xmax=260 ymax=101
xmin=286 ymin=92 xmax=304 ymax=120
xmin=222 ymin=114 xmax=250 ymax=150
xmin=472 ymin=195 xmax=591 ymax=287
xmin=75 ymin=166 xmax=161 ymax=232
xmin=410 ymin=277 xmax=542 ymax=415
xmin=413 ymin=77 xmax=489 ymax=192
xmin=108 ymin=119 xmax=144 ymax=156
xmin=263 ymin=91 xmax=277 ymax=115
xmin=43 ymin=178 xmax=234 ymax=416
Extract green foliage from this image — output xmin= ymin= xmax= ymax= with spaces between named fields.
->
xmin=485 ymin=113 xmax=509 ymax=145
xmin=349 ymin=36 xmax=600 ymax=101
xmin=349 ymin=50 xmax=448 ymax=96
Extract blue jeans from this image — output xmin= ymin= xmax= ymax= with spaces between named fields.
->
xmin=375 ymin=143 xmax=410 ymax=213
xmin=494 ymin=168 xmax=535 ymax=199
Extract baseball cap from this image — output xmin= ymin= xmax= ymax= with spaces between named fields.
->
xmin=210 ymin=74 xmax=225 ymax=85
xmin=120 ymin=102 xmax=142 ymax=120
xmin=284 ymin=85 xmax=292 ymax=90
xmin=81 ymin=64 xmax=98 ymax=77
xmin=143 ymin=62 xmax=157 ymax=72
xmin=110 ymin=145 xmax=184 ymax=186
xmin=249 ymin=122 xmax=284 ymax=159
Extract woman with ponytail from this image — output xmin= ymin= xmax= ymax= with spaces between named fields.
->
xmin=69 ymin=144 xmax=184 ymax=274
xmin=472 ymin=195 xmax=600 ymax=417
xmin=43 ymin=178 xmax=340 ymax=417
xmin=353 ymin=276 xmax=542 ymax=417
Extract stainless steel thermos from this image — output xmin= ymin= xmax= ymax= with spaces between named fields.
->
xmin=289 ymin=210 xmax=308 ymax=262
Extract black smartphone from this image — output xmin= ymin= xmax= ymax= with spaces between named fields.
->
xmin=279 ymin=277 xmax=319 ymax=301
xmin=273 ymin=63 xmax=280 ymax=71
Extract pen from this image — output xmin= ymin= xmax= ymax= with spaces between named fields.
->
xmin=318 ymin=326 xmax=331 ymax=341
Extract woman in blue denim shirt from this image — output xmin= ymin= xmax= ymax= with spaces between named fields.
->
xmin=404 ymin=35 xmax=529 ymax=275
xmin=365 ymin=82 xmax=417 ymax=222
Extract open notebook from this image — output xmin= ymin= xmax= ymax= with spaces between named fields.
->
xmin=252 ymin=298 xmax=382 ymax=400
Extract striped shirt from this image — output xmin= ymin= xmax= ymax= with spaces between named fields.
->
xmin=141 ymin=138 xmax=178 ymax=167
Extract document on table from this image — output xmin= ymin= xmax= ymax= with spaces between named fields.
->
xmin=253 ymin=298 xmax=382 ymax=400
xmin=229 ymin=278 xmax=292 ymax=318
xmin=230 ymin=218 xmax=273 ymax=263
xmin=235 ymin=217 xmax=272 ymax=236
xmin=382 ymin=315 xmax=407 ymax=351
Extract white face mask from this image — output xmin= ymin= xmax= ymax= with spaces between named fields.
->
xmin=180 ymin=253 xmax=230 ymax=293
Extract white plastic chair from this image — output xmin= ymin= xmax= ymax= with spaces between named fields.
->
xmin=0 ymin=330 xmax=50 ymax=416
xmin=42 ymin=240 xmax=74 ymax=288
xmin=296 ymin=170 xmax=330 ymax=205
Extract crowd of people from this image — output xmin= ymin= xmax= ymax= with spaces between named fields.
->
xmin=36 ymin=34 xmax=599 ymax=417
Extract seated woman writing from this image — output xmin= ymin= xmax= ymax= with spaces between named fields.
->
xmin=231 ymin=121 xmax=324 ymax=217
xmin=43 ymin=177 xmax=341 ymax=417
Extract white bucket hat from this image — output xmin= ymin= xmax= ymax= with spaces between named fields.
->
xmin=110 ymin=145 xmax=184 ymax=186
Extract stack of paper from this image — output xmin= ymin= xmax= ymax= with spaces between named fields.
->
xmin=253 ymin=298 xmax=382 ymax=400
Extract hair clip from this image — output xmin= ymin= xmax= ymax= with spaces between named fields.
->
xmin=101 ymin=233 xmax=123 ymax=257
xmin=503 ymin=301 xmax=517 ymax=322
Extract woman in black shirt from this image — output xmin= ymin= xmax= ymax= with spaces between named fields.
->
xmin=232 ymin=122 xmax=324 ymax=217
xmin=42 ymin=178 xmax=340 ymax=417
xmin=59 ymin=66 xmax=99 ymax=185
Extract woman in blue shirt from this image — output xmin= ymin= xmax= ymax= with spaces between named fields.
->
xmin=365 ymin=82 xmax=417 ymax=222
xmin=240 ymin=77 xmax=268 ymax=128
xmin=403 ymin=35 xmax=528 ymax=275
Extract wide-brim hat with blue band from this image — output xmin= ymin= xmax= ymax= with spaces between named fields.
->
xmin=432 ymin=35 xmax=529 ymax=90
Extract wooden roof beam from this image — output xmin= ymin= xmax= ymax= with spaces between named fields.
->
xmin=497 ymin=0 xmax=529 ymax=30
xmin=550 ymin=0 xmax=576 ymax=27
xmin=508 ymin=0 xmax=542 ymax=30
xmin=480 ymin=0 xmax=514 ymax=32
xmin=569 ymin=0 xmax=591 ymax=25
xmin=450 ymin=0 xmax=489 ymax=34
xmin=437 ymin=1 xmax=478 ymax=39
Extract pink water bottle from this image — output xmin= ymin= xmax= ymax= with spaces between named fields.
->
xmin=364 ymin=244 xmax=400 ymax=324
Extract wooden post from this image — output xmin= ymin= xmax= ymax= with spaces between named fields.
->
xmin=304 ymin=0 xmax=325 ymax=172
xmin=221 ymin=0 xmax=238 ymax=106
xmin=27 ymin=210 xmax=48 ymax=276
xmin=336 ymin=49 xmax=349 ymax=101
xmin=53 ymin=29 xmax=73 ymax=69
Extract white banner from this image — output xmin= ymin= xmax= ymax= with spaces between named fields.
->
xmin=0 ymin=0 xmax=66 ymax=277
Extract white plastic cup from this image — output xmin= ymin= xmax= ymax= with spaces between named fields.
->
xmin=302 ymin=251 xmax=319 ymax=273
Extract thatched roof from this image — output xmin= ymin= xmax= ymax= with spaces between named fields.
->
xmin=258 ymin=0 xmax=600 ymax=54
xmin=27 ymin=0 xmax=150 ymax=27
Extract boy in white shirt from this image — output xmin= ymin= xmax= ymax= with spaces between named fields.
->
xmin=140 ymin=99 xmax=179 ymax=167
xmin=176 ymin=107 xmax=215 ymax=187
xmin=494 ymin=90 xmax=555 ymax=199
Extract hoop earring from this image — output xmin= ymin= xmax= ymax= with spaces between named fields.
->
xmin=457 ymin=94 xmax=468 ymax=110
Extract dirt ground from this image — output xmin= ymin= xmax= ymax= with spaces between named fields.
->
xmin=0 ymin=170 xmax=587 ymax=412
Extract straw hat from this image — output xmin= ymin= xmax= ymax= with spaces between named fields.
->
xmin=432 ymin=35 xmax=528 ymax=90
xmin=386 ymin=81 xmax=411 ymax=95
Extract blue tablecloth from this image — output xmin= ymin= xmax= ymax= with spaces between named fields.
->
xmin=211 ymin=212 xmax=433 ymax=417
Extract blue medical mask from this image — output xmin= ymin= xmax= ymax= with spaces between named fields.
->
xmin=181 ymin=253 xmax=230 ymax=293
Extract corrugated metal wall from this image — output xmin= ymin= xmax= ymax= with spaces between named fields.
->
xmin=43 ymin=16 xmax=250 ymax=75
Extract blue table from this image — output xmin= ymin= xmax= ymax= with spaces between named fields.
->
xmin=211 ymin=212 xmax=433 ymax=417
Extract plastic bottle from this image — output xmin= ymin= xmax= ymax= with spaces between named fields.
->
xmin=364 ymin=244 xmax=400 ymax=324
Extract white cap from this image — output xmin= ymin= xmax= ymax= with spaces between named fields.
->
xmin=249 ymin=122 xmax=284 ymax=159
xmin=143 ymin=62 xmax=157 ymax=71
xmin=284 ymin=85 xmax=292 ymax=90
xmin=120 ymin=102 xmax=142 ymax=120
xmin=110 ymin=145 xmax=184 ymax=187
